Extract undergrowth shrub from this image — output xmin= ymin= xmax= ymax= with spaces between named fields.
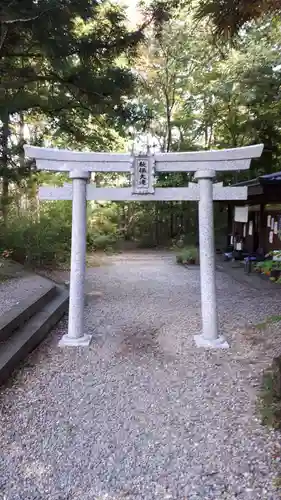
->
xmin=0 ymin=203 xmax=72 ymax=266
xmin=0 ymin=201 xmax=122 ymax=267
xmin=176 ymin=246 xmax=198 ymax=264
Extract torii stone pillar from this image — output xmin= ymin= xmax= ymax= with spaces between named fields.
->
xmin=24 ymin=144 xmax=264 ymax=349
xmin=194 ymin=170 xmax=224 ymax=347
xmin=61 ymin=170 xmax=91 ymax=346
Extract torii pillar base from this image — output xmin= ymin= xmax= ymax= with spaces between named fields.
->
xmin=194 ymin=334 xmax=229 ymax=349
xmin=59 ymin=334 xmax=92 ymax=347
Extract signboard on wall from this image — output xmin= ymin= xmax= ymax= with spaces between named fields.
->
xmin=278 ymin=215 xmax=281 ymax=241
xmin=234 ymin=206 xmax=249 ymax=223
xmin=248 ymin=221 xmax=253 ymax=236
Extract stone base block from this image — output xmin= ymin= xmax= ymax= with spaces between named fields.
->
xmin=58 ymin=333 xmax=92 ymax=347
xmin=194 ymin=334 xmax=229 ymax=349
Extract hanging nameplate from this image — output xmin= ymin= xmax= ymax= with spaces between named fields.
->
xmin=131 ymin=155 xmax=155 ymax=194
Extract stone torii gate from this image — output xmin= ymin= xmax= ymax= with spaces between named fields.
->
xmin=24 ymin=144 xmax=263 ymax=349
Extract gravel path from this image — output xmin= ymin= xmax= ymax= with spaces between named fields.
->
xmin=1 ymin=252 xmax=281 ymax=500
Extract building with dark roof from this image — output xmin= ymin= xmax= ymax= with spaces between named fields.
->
xmin=226 ymin=172 xmax=281 ymax=254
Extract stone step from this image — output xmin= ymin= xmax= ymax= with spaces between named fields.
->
xmin=0 ymin=283 xmax=57 ymax=342
xmin=0 ymin=287 xmax=69 ymax=384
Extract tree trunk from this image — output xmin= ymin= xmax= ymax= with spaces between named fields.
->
xmin=167 ymin=109 xmax=172 ymax=153
xmin=19 ymin=112 xmax=39 ymax=218
xmin=1 ymin=111 xmax=10 ymax=225
xmin=19 ymin=111 xmax=25 ymax=171
xmin=170 ymin=203 xmax=174 ymax=240
xmin=163 ymin=86 xmax=173 ymax=153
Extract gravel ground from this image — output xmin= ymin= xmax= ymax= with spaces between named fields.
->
xmin=1 ymin=251 xmax=281 ymax=500
xmin=0 ymin=271 xmax=54 ymax=316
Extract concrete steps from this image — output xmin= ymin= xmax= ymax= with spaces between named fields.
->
xmin=0 ymin=283 xmax=69 ymax=384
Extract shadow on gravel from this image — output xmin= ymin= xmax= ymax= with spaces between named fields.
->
xmin=115 ymin=325 xmax=166 ymax=361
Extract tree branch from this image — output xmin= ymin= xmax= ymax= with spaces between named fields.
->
xmin=0 ymin=24 xmax=8 ymax=52
xmin=0 ymin=6 xmax=56 ymax=25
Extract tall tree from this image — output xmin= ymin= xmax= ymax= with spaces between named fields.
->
xmin=0 ymin=0 xmax=173 ymax=221
xmin=134 ymin=9 xmax=216 ymax=152
xmin=135 ymin=9 xmax=281 ymax=178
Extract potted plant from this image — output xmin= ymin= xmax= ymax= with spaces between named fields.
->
xmin=254 ymin=260 xmax=274 ymax=278
xmin=271 ymin=261 xmax=281 ymax=280
xmin=254 ymin=262 xmax=263 ymax=273
xmin=264 ymin=261 xmax=273 ymax=277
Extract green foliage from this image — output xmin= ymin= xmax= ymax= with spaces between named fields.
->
xmin=135 ymin=9 xmax=281 ymax=181
xmin=176 ymin=246 xmax=198 ymax=264
xmin=254 ymin=260 xmax=273 ymax=273
xmin=193 ymin=0 xmax=281 ymax=38
xmin=0 ymin=200 xmax=124 ymax=267
xmin=87 ymin=232 xmax=118 ymax=251
xmin=87 ymin=203 xmax=120 ymax=251
xmin=0 ymin=216 xmax=70 ymax=267
xmin=3 ymin=1 xmax=281 ymax=263
xmin=0 ymin=0 xmax=160 ymax=220
xmin=0 ymin=0 xmax=140 ymax=118
xmin=254 ymin=260 xmax=281 ymax=273
xmin=255 ymin=315 xmax=281 ymax=330
xmin=0 ymin=201 xmax=73 ymax=266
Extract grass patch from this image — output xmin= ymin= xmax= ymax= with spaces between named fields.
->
xmin=258 ymin=357 xmax=281 ymax=430
xmin=255 ymin=315 xmax=281 ymax=331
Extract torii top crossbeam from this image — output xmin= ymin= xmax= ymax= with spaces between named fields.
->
xmin=25 ymin=144 xmax=263 ymax=172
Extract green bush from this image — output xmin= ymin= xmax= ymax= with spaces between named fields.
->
xmin=176 ymin=246 xmax=198 ymax=264
xmin=254 ymin=260 xmax=273 ymax=274
xmin=88 ymin=232 xmax=118 ymax=250
xmin=0 ymin=200 xmax=123 ymax=267
xmin=0 ymin=213 xmax=72 ymax=267
xmin=87 ymin=203 xmax=120 ymax=251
